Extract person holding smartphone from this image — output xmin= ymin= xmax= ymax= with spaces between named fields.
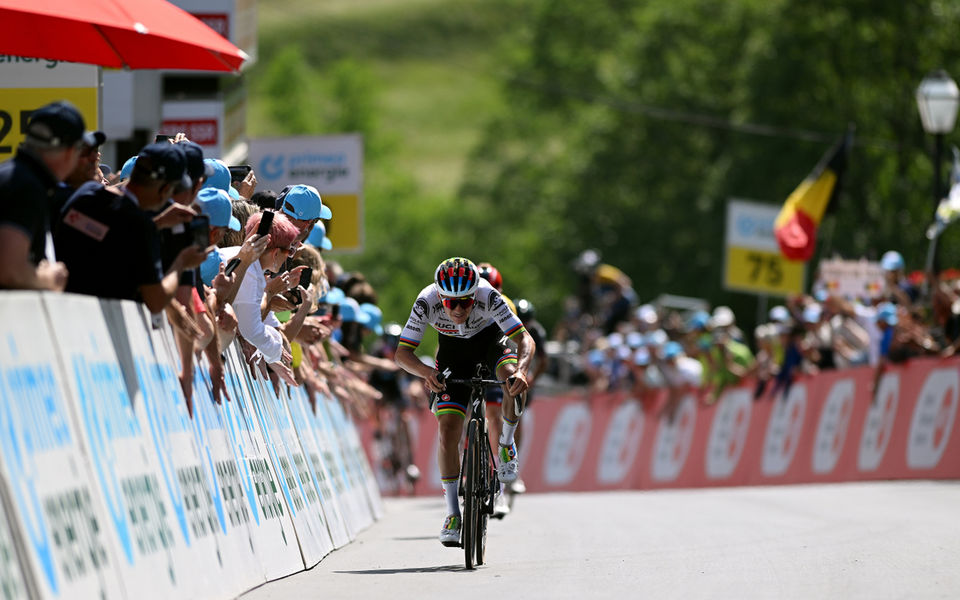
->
xmin=221 ymin=210 xmax=304 ymax=383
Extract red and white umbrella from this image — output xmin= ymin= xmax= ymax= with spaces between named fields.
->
xmin=0 ymin=0 xmax=247 ymax=72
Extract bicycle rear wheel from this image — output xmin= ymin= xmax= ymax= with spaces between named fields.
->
xmin=463 ymin=420 xmax=478 ymax=569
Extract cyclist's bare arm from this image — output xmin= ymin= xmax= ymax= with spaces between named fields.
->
xmin=395 ymin=345 xmax=445 ymax=393
xmin=506 ymin=330 xmax=535 ymax=397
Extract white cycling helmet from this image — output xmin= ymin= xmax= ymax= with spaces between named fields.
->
xmin=434 ymin=256 xmax=480 ymax=297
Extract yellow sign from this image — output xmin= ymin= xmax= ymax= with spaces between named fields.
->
xmin=0 ymin=87 xmax=99 ymax=163
xmin=320 ymin=194 xmax=362 ymax=252
xmin=725 ymin=246 xmax=804 ymax=297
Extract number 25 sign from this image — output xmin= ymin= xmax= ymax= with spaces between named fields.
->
xmin=0 ymin=59 xmax=99 ymax=162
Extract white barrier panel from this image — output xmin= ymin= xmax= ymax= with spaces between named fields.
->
xmin=0 ymin=293 xmax=124 ymax=600
xmin=244 ymin=373 xmax=332 ymax=565
xmin=220 ymin=348 xmax=305 ymax=578
xmin=285 ymin=387 xmax=352 ymax=549
xmin=0 ymin=292 xmax=381 ymax=600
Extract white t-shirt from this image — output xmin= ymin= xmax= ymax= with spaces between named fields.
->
xmin=220 ymin=246 xmax=284 ymax=363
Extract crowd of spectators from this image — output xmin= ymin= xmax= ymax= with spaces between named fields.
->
xmin=553 ymin=247 xmax=960 ymax=418
xmin=5 ymin=100 xmax=960 ymax=432
xmin=0 ymin=100 xmax=420 ymax=425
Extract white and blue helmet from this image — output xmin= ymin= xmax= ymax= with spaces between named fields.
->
xmin=434 ymin=256 xmax=480 ymax=297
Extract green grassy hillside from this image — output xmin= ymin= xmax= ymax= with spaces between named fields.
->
xmin=251 ymin=0 xmax=531 ymax=198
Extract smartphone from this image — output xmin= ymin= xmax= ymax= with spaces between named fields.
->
xmin=188 ymin=215 xmax=210 ymax=247
xmin=298 ymin=267 xmax=313 ymax=290
xmin=155 ymin=133 xmax=173 ymax=143
xmin=331 ymin=303 xmax=340 ymax=320
xmin=224 ymin=257 xmax=241 ymax=276
xmin=257 ymin=210 xmax=274 ymax=237
xmin=229 ymin=165 xmax=252 ymax=183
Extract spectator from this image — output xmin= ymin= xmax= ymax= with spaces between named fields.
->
xmin=222 ymin=210 xmax=302 ymax=382
xmin=658 ymin=341 xmax=703 ymax=420
xmin=880 ymin=250 xmax=918 ymax=307
xmin=54 ymin=143 xmax=210 ymax=312
xmin=53 ymin=129 xmax=106 ymax=216
xmin=306 ymin=221 xmax=333 ymax=251
xmin=277 ymin=184 xmax=332 ymax=245
xmin=0 ymin=101 xmax=91 ymax=290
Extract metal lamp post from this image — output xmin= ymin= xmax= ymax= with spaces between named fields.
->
xmin=917 ymin=70 xmax=960 ymax=275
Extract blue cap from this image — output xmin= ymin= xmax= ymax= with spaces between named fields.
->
xmin=359 ymin=303 xmax=384 ymax=335
xmin=662 ymin=341 xmax=683 ymax=359
xmin=25 ymin=101 xmax=97 ymax=148
xmin=202 ymin=159 xmax=240 ymax=200
xmin=135 ymin=143 xmax=192 ymax=189
xmin=587 ymin=349 xmax=606 ymax=367
xmin=876 ymin=302 xmax=898 ymax=325
xmin=769 ymin=305 xmax=790 ymax=323
xmin=687 ymin=310 xmax=710 ymax=331
xmin=646 ymin=330 xmax=668 ymax=347
xmin=199 ymin=248 xmax=224 ymax=286
xmin=634 ymin=347 xmax=651 ymax=366
xmin=306 ymin=221 xmax=333 ymax=250
xmin=802 ymin=303 xmax=822 ymax=323
xmin=279 ymin=184 xmax=333 ymax=221
xmin=339 ymin=297 xmax=371 ymax=325
xmin=626 ymin=331 xmax=644 ymax=348
xmin=119 ymin=155 xmax=137 ymax=180
xmin=881 ymin=250 xmax=905 ymax=272
xmin=318 ymin=286 xmax=345 ymax=305
xmin=179 ymin=141 xmax=214 ymax=184
xmin=196 ymin=188 xmax=241 ymax=231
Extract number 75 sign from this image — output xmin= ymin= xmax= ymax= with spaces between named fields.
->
xmin=724 ymin=199 xmax=804 ymax=297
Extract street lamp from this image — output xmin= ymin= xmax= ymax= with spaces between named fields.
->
xmin=916 ymin=69 xmax=960 ymax=275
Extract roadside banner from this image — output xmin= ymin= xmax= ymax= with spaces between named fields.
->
xmin=248 ymin=134 xmax=364 ymax=252
xmin=381 ymin=358 xmax=960 ymax=496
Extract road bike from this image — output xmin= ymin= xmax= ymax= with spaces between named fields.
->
xmin=437 ymin=366 xmax=518 ymax=569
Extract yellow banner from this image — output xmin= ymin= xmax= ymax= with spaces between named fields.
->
xmin=319 ymin=194 xmax=363 ymax=252
xmin=0 ymin=87 xmax=99 ymax=162
xmin=725 ymin=246 xmax=804 ymax=296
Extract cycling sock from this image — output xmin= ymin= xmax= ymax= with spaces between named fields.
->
xmin=442 ymin=477 xmax=460 ymax=516
xmin=500 ymin=415 xmax=519 ymax=447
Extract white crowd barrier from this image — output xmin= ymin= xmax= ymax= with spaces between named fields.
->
xmin=0 ymin=291 xmax=382 ymax=600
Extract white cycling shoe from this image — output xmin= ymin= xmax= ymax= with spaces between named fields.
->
xmin=509 ymin=478 xmax=527 ymax=495
xmin=439 ymin=514 xmax=461 ymax=547
xmin=497 ymin=443 xmax=519 ymax=484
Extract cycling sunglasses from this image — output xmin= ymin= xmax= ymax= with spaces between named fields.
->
xmin=441 ymin=295 xmax=476 ymax=310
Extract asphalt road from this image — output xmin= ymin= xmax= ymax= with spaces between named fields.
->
xmin=241 ymin=481 xmax=960 ymax=599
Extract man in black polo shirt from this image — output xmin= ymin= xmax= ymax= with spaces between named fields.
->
xmin=52 ymin=129 xmax=107 ymax=218
xmin=55 ymin=143 xmax=212 ymax=313
xmin=0 ymin=101 xmax=91 ymax=290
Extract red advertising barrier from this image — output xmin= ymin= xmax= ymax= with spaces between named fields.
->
xmin=361 ymin=356 xmax=960 ymax=495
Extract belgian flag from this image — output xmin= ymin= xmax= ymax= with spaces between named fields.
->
xmin=774 ymin=128 xmax=853 ymax=262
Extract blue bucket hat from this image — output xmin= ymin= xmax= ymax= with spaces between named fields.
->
xmin=201 ymin=159 xmax=240 ymax=200
xmin=278 ymin=184 xmax=333 ymax=221
xmin=339 ymin=297 xmax=371 ymax=325
xmin=196 ymin=188 xmax=241 ymax=231
xmin=359 ymin=303 xmax=384 ymax=335
xmin=880 ymin=250 xmax=905 ymax=272
xmin=876 ymin=302 xmax=898 ymax=326
xmin=662 ymin=341 xmax=684 ymax=360
xmin=306 ymin=221 xmax=333 ymax=250
xmin=318 ymin=286 xmax=345 ymax=305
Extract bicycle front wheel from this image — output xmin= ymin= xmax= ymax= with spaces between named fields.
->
xmin=463 ymin=419 xmax=479 ymax=570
